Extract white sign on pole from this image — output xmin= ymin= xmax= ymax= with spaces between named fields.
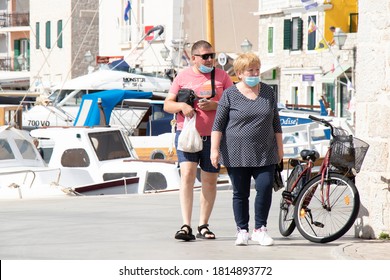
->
xmin=217 ymin=53 xmax=227 ymax=66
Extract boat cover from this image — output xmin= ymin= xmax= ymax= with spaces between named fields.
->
xmin=73 ymin=89 xmax=153 ymax=126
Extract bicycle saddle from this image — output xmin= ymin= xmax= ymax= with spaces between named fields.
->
xmin=300 ymin=149 xmax=320 ymax=162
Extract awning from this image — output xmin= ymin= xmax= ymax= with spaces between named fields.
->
xmin=321 ymin=63 xmax=352 ymax=83
xmin=0 ymin=71 xmax=30 ymax=88
xmin=281 ymin=67 xmax=322 ymax=75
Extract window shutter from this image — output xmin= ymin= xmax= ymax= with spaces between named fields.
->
xmin=36 ymin=22 xmax=40 ymax=49
xmin=268 ymin=27 xmax=274 ymax=53
xmin=27 ymin=40 xmax=30 ymax=59
xmin=46 ymin=21 xmax=51 ymax=49
xmin=57 ymin=20 xmax=63 ymax=48
xmin=297 ymin=18 xmax=303 ymax=50
xmin=283 ymin=19 xmax=292 ymax=50
xmin=14 ymin=40 xmax=20 ymax=70
xmin=14 ymin=40 xmax=20 ymax=56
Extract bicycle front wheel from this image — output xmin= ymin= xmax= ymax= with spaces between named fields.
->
xmin=294 ymin=172 xmax=360 ymax=243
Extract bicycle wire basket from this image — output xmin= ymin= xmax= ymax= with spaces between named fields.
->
xmin=330 ymin=127 xmax=370 ymax=173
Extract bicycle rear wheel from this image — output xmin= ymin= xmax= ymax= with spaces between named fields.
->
xmin=294 ymin=172 xmax=360 ymax=243
xmin=279 ymin=197 xmax=296 ymax=236
xmin=278 ymin=164 xmax=304 ymax=236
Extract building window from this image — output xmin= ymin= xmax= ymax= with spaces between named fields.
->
xmin=292 ymin=17 xmax=303 ymax=51
xmin=13 ymin=39 xmax=20 ymax=70
xmin=268 ymin=26 xmax=274 ymax=54
xmin=13 ymin=39 xmax=29 ymax=71
xmin=121 ymin=1 xmax=132 ymax=43
xmin=291 ymin=86 xmax=299 ymax=104
xmin=308 ymin=86 xmax=314 ymax=106
xmin=307 ymin=16 xmax=316 ymax=51
xmin=36 ymin=22 xmax=40 ymax=49
xmin=45 ymin=21 xmax=51 ymax=49
xmin=57 ymin=20 xmax=63 ymax=48
xmin=324 ymin=83 xmax=335 ymax=112
xmin=268 ymin=84 xmax=279 ymax=102
xmin=349 ymin=13 xmax=358 ymax=33
xmin=284 ymin=17 xmax=303 ymax=51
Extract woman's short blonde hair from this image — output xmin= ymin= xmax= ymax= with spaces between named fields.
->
xmin=233 ymin=53 xmax=261 ymax=79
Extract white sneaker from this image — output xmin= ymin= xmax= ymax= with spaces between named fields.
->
xmin=235 ymin=229 xmax=249 ymax=246
xmin=251 ymin=226 xmax=274 ymax=246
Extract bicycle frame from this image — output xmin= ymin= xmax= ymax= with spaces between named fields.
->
xmin=301 ymin=119 xmax=356 ymax=214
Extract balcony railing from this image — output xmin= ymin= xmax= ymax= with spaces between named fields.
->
xmin=0 ymin=57 xmax=30 ymax=71
xmin=0 ymin=57 xmax=11 ymax=70
xmin=0 ymin=13 xmax=29 ymax=28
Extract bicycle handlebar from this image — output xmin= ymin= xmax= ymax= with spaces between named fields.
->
xmin=308 ymin=115 xmax=332 ymax=126
xmin=308 ymin=115 xmax=336 ymax=137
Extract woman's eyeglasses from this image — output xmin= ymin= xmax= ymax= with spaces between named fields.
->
xmin=194 ymin=53 xmax=216 ymax=60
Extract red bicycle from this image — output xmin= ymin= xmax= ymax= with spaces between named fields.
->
xmin=279 ymin=115 xmax=369 ymax=243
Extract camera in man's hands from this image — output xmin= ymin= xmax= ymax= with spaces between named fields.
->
xmin=176 ymin=88 xmax=196 ymax=107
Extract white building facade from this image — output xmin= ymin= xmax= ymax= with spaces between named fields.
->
xmin=355 ymin=0 xmax=390 ymax=239
xmin=256 ymin=0 xmax=356 ymax=119
xmin=27 ymin=0 xmax=259 ymax=91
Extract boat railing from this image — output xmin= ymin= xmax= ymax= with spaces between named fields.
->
xmin=285 ymin=102 xmax=321 ymax=111
xmin=0 ymin=167 xmax=62 ymax=189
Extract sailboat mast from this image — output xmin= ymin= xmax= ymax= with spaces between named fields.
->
xmin=205 ymin=0 xmax=215 ymax=48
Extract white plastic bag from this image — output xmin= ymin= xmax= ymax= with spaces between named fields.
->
xmin=177 ymin=115 xmax=203 ymax=152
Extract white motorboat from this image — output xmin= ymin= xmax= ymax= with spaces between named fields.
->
xmin=30 ymin=125 xmax=192 ymax=196
xmin=0 ymin=122 xmax=200 ymax=199
xmin=0 ymin=125 xmax=66 ymax=199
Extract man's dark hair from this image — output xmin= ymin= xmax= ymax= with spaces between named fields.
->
xmin=191 ymin=40 xmax=213 ymax=55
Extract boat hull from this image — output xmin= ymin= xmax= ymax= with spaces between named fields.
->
xmin=73 ymin=177 xmax=140 ymax=196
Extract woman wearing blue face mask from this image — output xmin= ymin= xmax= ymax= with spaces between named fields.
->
xmin=210 ymin=52 xmax=283 ymax=246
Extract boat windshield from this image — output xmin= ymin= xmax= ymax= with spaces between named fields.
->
xmin=15 ymin=139 xmax=38 ymax=160
xmin=0 ymin=139 xmax=15 ymax=160
xmin=49 ymin=90 xmax=89 ymax=106
xmin=89 ymin=130 xmax=131 ymax=161
xmin=0 ymin=138 xmax=38 ymax=161
xmin=49 ymin=89 xmax=79 ymax=106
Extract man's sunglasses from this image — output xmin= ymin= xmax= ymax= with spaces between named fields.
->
xmin=194 ymin=53 xmax=216 ymax=60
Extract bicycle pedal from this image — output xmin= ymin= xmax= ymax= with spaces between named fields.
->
xmin=313 ymin=221 xmax=324 ymax=228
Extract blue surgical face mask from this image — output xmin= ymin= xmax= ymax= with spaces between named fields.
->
xmin=244 ymin=76 xmax=260 ymax=87
xmin=198 ymin=64 xmax=214 ymax=74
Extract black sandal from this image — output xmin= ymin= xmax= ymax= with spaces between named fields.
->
xmin=196 ymin=224 xmax=216 ymax=239
xmin=175 ymin=224 xmax=196 ymax=241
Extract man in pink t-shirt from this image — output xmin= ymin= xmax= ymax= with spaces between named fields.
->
xmin=164 ymin=40 xmax=233 ymax=241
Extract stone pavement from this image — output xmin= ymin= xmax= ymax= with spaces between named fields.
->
xmin=336 ymin=240 xmax=390 ymax=260
xmin=0 ymin=189 xmax=389 ymax=260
